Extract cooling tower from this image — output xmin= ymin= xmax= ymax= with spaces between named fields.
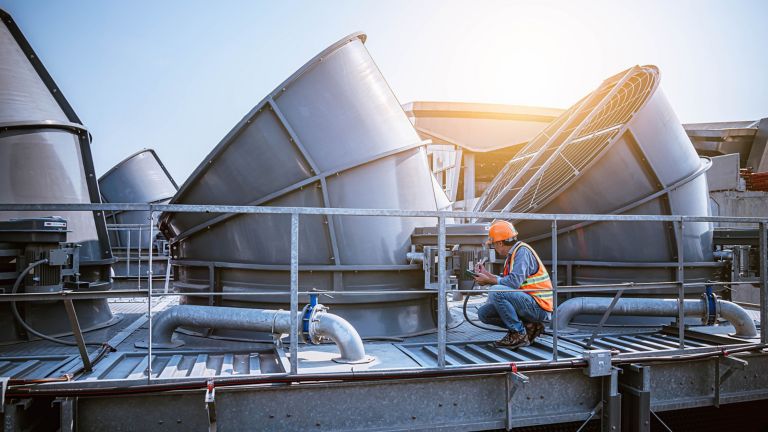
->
xmin=474 ymin=66 xmax=715 ymax=287
xmin=160 ymin=33 xmax=447 ymax=337
xmin=0 ymin=9 xmax=116 ymax=339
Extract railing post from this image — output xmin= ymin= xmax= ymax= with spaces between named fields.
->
xmin=676 ymin=218 xmax=685 ymax=349
xmin=149 ymin=211 xmax=154 ymax=296
xmin=437 ymin=215 xmax=447 ymax=368
xmin=126 ymin=228 xmax=131 ymax=279
xmin=146 ymin=208 xmax=153 ymax=384
xmin=551 ymin=220 xmax=558 ymax=361
xmin=138 ymin=224 xmax=142 ymax=287
xmin=289 ymin=212 xmax=300 ymax=375
xmin=760 ymin=221 xmax=767 ymax=344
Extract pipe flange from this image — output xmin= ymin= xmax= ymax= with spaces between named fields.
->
xmin=332 ymin=354 xmax=376 ymax=364
xmin=306 ymin=305 xmax=328 ymax=345
xmin=701 ymin=290 xmax=719 ymax=326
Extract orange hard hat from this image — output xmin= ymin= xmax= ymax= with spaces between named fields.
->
xmin=487 ymin=220 xmax=518 ymax=244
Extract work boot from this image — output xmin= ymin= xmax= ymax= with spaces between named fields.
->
xmin=524 ymin=322 xmax=545 ymax=344
xmin=494 ymin=330 xmax=529 ymax=349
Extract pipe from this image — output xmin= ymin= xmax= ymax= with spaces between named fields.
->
xmin=142 ymin=305 xmax=372 ymax=364
xmin=555 ymin=297 xmax=758 ymax=338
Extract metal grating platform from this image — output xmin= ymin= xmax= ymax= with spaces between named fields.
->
xmin=0 ymin=355 xmax=79 ymax=380
xmin=395 ymin=330 xmax=736 ymax=368
xmin=79 ymin=350 xmax=283 ymax=381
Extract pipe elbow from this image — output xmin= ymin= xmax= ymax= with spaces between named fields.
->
xmin=313 ymin=311 xmax=373 ymax=364
xmin=554 ymin=297 xmax=586 ymax=330
xmin=717 ymin=300 xmax=758 ymax=338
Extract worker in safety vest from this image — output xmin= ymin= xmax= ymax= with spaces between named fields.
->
xmin=473 ymin=220 xmax=553 ymax=349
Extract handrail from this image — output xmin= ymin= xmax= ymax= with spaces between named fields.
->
xmin=1 ymin=202 xmax=766 ymax=377
xmin=1 ymin=203 xmax=767 ymax=224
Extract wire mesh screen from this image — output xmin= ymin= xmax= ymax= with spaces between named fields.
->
xmin=474 ymin=66 xmax=658 ymax=214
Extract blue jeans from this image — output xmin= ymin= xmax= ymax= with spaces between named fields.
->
xmin=477 ymin=286 xmax=550 ymax=334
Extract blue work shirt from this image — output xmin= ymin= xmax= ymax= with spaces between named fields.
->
xmin=496 ymin=243 xmax=539 ymax=289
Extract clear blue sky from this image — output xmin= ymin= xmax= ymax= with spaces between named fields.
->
xmin=2 ymin=0 xmax=767 ymax=184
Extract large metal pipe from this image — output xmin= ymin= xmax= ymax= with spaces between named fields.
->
xmin=555 ymin=297 xmax=757 ymax=338
xmin=144 ymin=305 xmax=372 ymax=364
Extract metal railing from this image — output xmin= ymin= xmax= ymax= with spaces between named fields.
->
xmin=1 ymin=203 xmax=767 ymax=381
xmin=106 ymin=222 xmax=171 ymax=294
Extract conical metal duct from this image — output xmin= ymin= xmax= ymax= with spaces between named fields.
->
xmin=0 ymin=9 xmax=116 ymax=338
xmin=474 ymin=66 xmax=715 ymax=287
xmin=100 ymin=149 xmax=178 ymax=249
xmin=160 ymin=33 xmax=446 ymax=337
xmin=100 ymin=149 xmax=177 ymax=284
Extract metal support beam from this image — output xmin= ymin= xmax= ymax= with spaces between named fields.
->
xmin=586 ymin=289 xmax=625 ymax=349
xmin=602 ymin=368 xmax=622 ymax=432
xmin=620 ymin=364 xmax=651 ymax=432
xmin=437 ymin=216 xmax=447 ymax=368
xmin=55 ymin=398 xmax=76 ymax=432
xmin=505 ymin=370 xmax=529 ymax=430
xmin=714 ymin=355 xmax=749 ymax=408
xmin=205 ymin=379 xmax=217 ymax=432
xmin=62 ymin=300 xmax=92 ymax=372
xmin=290 ymin=213 xmax=300 ymax=375
xmin=760 ymin=222 xmax=767 ymax=344
xmin=463 ymin=152 xmax=476 ymax=205
xmin=551 ymin=220 xmax=559 ymax=361
xmin=676 ymin=219 xmax=685 ymax=349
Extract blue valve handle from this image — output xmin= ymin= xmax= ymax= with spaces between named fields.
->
xmin=302 ymin=294 xmax=319 ymax=343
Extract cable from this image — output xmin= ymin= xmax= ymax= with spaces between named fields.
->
xmin=462 ymin=282 xmax=506 ymax=332
xmin=10 ymin=258 xmax=102 ymax=346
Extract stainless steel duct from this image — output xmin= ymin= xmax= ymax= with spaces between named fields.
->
xmin=99 ymin=149 xmax=177 ymax=283
xmin=143 ymin=305 xmax=373 ymax=364
xmin=474 ymin=66 xmax=715 ymax=287
xmin=0 ymin=9 xmax=116 ymax=339
xmin=555 ymin=297 xmax=758 ymax=338
xmin=159 ymin=33 xmax=447 ymax=337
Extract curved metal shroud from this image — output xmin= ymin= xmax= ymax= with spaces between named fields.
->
xmin=0 ymin=9 xmax=116 ymax=340
xmin=474 ymin=66 xmax=715 ymax=288
xmin=99 ymin=149 xmax=177 ymax=249
xmin=159 ymin=33 xmax=447 ymax=337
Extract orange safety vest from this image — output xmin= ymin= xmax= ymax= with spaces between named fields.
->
xmin=502 ymin=241 xmax=553 ymax=312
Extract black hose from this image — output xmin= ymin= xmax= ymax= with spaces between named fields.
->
xmin=462 ymin=286 xmax=506 ymax=332
xmin=10 ymin=259 xmax=102 ymax=346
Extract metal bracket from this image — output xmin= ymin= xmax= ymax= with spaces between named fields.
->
xmin=505 ymin=367 xmax=529 ymax=430
xmin=205 ymin=379 xmax=217 ymax=432
xmin=52 ymin=397 xmax=76 ymax=432
xmin=714 ymin=355 xmax=749 ymax=407
xmin=619 ymin=364 xmax=651 ymax=432
xmin=601 ymin=367 xmax=622 ymax=432
xmin=0 ymin=377 xmax=8 ymax=413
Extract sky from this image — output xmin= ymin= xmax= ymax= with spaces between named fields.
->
xmin=2 ymin=0 xmax=767 ymax=185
